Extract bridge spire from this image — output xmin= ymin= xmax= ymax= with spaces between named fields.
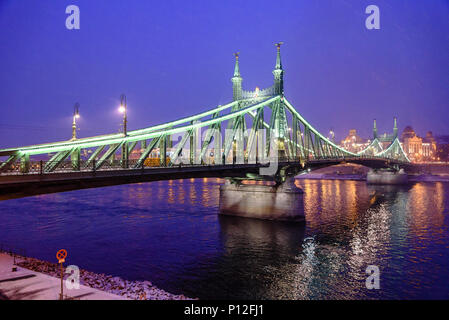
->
xmin=273 ymin=42 xmax=284 ymax=95
xmin=231 ymin=52 xmax=242 ymax=101
xmin=373 ymin=119 xmax=377 ymax=139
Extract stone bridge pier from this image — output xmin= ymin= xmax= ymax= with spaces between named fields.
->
xmin=219 ymin=173 xmax=305 ymax=222
xmin=366 ymin=168 xmax=408 ymax=185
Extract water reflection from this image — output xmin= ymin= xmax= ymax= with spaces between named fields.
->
xmin=0 ymin=179 xmax=448 ymax=299
xmin=219 ymin=215 xmax=305 ymax=255
xmin=208 ymin=215 xmax=306 ymax=299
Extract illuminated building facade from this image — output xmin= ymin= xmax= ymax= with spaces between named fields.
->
xmin=340 ymin=129 xmax=371 ymax=153
xmin=400 ymin=126 xmax=437 ymax=162
xmin=338 ymin=118 xmax=441 ymax=163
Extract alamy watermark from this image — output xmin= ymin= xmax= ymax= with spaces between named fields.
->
xmin=169 ymin=128 xmax=284 ymax=176
xmin=365 ymin=265 xmax=380 ymax=289
xmin=65 ymin=4 xmax=379 ymax=31
xmin=66 ymin=5 xmax=80 ymax=30
xmin=365 ymin=5 xmax=380 ymax=30
xmin=65 ymin=265 xmax=80 ymax=290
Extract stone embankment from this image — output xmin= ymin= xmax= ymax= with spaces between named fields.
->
xmin=2 ymin=251 xmax=194 ymax=300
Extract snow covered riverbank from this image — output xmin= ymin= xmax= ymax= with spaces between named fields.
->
xmin=1 ymin=251 xmax=195 ymax=300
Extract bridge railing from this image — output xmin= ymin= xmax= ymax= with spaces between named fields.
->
xmin=0 ymin=159 xmax=151 ymax=175
xmin=0 ymin=158 xmax=259 ymax=175
xmin=0 ymin=154 xmax=404 ymax=176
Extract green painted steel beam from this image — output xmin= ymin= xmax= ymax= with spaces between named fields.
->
xmin=1 ymin=96 xmax=278 ymax=157
xmin=375 ymin=138 xmax=410 ymax=162
xmin=169 ymin=130 xmax=191 ymax=166
xmin=95 ymin=143 xmax=123 ymax=170
xmin=0 ymin=91 xmax=408 ymax=166
xmin=283 ymin=98 xmax=357 ymax=157
xmin=45 ymin=149 xmax=73 ymax=172
xmin=0 ymin=97 xmax=268 ymax=157
xmin=0 ymin=154 xmax=20 ymax=172
xmin=71 ymin=148 xmax=81 ymax=171
xmin=134 ymin=137 xmax=160 ymax=168
xmin=85 ymin=145 xmax=105 ymax=167
xmin=159 ymin=135 xmax=167 ymax=167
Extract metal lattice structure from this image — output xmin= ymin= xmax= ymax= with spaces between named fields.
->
xmin=0 ymin=44 xmax=410 ymax=178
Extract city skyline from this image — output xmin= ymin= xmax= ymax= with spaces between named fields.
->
xmin=0 ymin=0 xmax=448 ymax=149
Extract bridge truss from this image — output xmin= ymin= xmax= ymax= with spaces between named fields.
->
xmin=0 ymin=44 xmax=410 ymax=177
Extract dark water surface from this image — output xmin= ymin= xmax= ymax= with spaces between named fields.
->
xmin=0 ymin=179 xmax=448 ymax=299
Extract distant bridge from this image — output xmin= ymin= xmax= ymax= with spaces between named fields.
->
xmin=0 ymin=44 xmax=410 ymax=200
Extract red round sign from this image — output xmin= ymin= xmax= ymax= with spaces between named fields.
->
xmin=56 ymin=249 xmax=67 ymax=263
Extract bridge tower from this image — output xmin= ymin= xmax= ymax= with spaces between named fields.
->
xmin=231 ymin=52 xmax=242 ymax=101
xmin=273 ymin=42 xmax=284 ymax=95
xmin=226 ymin=52 xmax=245 ymax=164
xmin=269 ymin=42 xmax=289 ymax=160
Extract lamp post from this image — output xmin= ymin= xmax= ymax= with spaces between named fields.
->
xmin=72 ymin=103 xmax=80 ymax=140
xmin=119 ymin=94 xmax=127 ymax=136
xmin=119 ymin=94 xmax=129 ymax=168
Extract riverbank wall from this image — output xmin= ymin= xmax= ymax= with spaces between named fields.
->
xmin=296 ymin=173 xmax=449 ymax=183
xmin=296 ymin=163 xmax=449 ymax=183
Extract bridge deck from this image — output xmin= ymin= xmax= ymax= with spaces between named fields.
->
xmin=0 ymin=158 xmax=410 ymax=201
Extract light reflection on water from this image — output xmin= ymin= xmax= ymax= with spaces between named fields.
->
xmin=0 ymin=179 xmax=448 ymax=299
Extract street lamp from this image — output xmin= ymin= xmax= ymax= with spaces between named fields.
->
xmin=72 ymin=103 xmax=80 ymax=140
xmin=119 ymin=94 xmax=127 ymax=135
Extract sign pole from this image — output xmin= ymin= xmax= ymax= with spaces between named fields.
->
xmin=56 ymin=249 xmax=67 ymax=300
xmin=60 ymin=262 xmax=63 ymax=300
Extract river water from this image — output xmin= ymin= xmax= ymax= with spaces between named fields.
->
xmin=0 ymin=178 xmax=448 ymax=299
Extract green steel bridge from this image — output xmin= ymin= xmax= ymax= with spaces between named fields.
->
xmin=0 ymin=44 xmax=410 ymax=200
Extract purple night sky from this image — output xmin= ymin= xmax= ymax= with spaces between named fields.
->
xmin=0 ymin=0 xmax=448 ymax=149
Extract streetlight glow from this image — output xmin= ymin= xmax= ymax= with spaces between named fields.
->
xmin=119 ymin=94 xmax=127 ymax=135
xmin=72 ymin=103 xmax=80 ymax=140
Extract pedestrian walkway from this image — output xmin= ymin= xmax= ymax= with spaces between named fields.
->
xmin=0 ymin=253 xmax=127 ymax=300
